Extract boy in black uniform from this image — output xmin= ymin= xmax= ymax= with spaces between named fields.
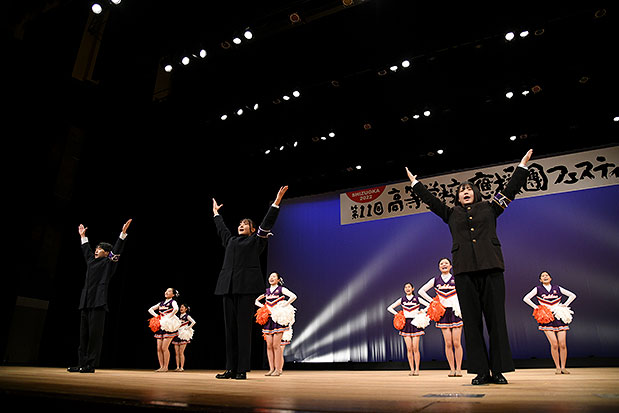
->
xmin=68 ymin=218 xmax=132 ymax=373
xmin=406 ymin=150 xmax=532 ymax=385
xmin=212 ymin=186 xmax=288 ymax=380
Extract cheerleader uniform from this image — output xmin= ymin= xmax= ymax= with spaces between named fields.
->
xmin=388 ymin=295 xmax=428 ymax=337
xmin=149 ymin=298 xmax=179 ymax=339
xmin=419 ymin=274 xmax=464 ymax=329
xmin=523 ymin=284 xmax=576 ymax=331
xmin=173 ymin=313 xmax=196 ymax=345
xmin=261 ymin=285 xmax=294 ymax=335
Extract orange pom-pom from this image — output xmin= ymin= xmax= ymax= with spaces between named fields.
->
xmin=427 ymin=296 xmax=446 ymax=322
xmin=393 ymin=310 xmax=406 ymax=330
xmin=255 ymin=305 xmax=270 ymax=325
xmin=148 ymin=315 xmax=161 ymax=333
xmin=533 ymin=305 xmax=554 ymax=324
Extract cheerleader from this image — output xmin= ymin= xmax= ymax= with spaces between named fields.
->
xmin=255 ymin=272 xmax=297 ymax=376
xmin=148 ymin=288 xmax=180 ymax=372
xmin=387 ymin=282 xmax=430 ymax=375
xmin=523 ymin=271 xmax=576 ymax=374
xmin=173 ymin=304 xmax=196 ymax=371
xmin=418 ymin=258 xmax=464 ymax=377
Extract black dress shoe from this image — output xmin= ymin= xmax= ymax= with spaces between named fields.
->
xmin=471 ymin=373 xmax=491 ymax=385
xmin=492 ymin=373 xmax=508 ymax=384
xmin=215 ymin=370 xmax=236 ymax=379
xmin=234 ymin=372 xmax=247 ymax=380
xmin=79 ymin=365 xmax=95 ymax=373
xmin=67 ymin=366 xmax=81 ymax=373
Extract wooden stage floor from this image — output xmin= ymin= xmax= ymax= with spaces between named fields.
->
xmin=1 ymin=366 xmax=618 ymax=412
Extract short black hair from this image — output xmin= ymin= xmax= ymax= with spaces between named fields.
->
xmin=96 ymin=242 xmax=114 ymax=252
xmin=454 ymin=181 xmax=482 ymax=206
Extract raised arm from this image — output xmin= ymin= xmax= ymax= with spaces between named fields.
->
xmin=79 ymin=224 xmax=93 ymax=262
xmin=257 ymin=186 xmax=288 ymax=238
xmin=406 ymin=167 xmax=452 ymax=223
xmin=491 ymin=149 xmax=533 ymax=215
xmin=212 ymin=198 xmax=232 ymax=246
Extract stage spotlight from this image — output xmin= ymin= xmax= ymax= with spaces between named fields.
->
xmin=290 ymin=12 xmax=301 ymax=24
xmin=342 ymin=0 xmax=354 ymax=6
xmin=363 ymin=123 xmax=372 ymax=130
xmin=520 ymin=30 xmax=529 ymax=38
xmin=505 ymin=32 xmax=515 ymax=41
xmin=377 ymin=69 xmax=387 ymax=76
xmin=613 ymin=116 xmax=619 ymax=122
xmin=283 ymin=95 xmax=290 ymax=101
xmin=91 ymin=3 xmax=103 ymax=14
xmin=509 ymin=135 xmax=517 ymax=141
xmin=253 ymin=103 xmax=259 ymax=110
xmin=532 ymin=85 xmax=542 ymax=93
xmin=220 ymin=114 xmax=228 ymax=120
xmin=293 ymin=141 xmax=298 ymax=147
xmin=164 ymin=64 xmax=173 ymax=73
xmin=233 ymin=37 xmax=242 ymax=45
xmin=199 ymin=49 xmax=207 ymax=58
xmin=328 ymin=132 xmax=335 ymax=138
xmin=244 ymin=30 xmax=253 ymax=40
xmin=320 ymin=136 xmax=327 ymax=141
xmin=355 ymin=165 xmax=362 ymax=170
xmin=437 ymin=149 xmax=444 ymax=155
xmin=292 ymin=90 xmax=301 ymax=98
xmin=522 ymin=90 xmax=530 ymax=96
xmin=505 ymin=91 xmax=514 ymax=99
xmin=221 ymin=41 xmax=231 ymax=49
xmin=265 ymin=149 xmax=271 ymax=155
xmin=273 ymin=98 xmax=281 ymax=104
xmin=594 ymin=9 xmax=606 ymax=18
xmin=111 ymin=0 xmax=121 ymax=4
xmin=181 ymin=56 xmax=190 ymax=65
xmin=236 ymin=108 xmax=243 ymax=116
xmin=312 ymin=136 xmax=320 ymax=142
xmin=412 ymin=114 xmax=420 ymax=119
xmin=423 ymin=110 xmax=431 ymax=117
xmin=400 ymin=116 xmax=409 ymax=122
xmin=401 ymin=59 xmax=410 ymax=68
xmin=389 ymin=65 xmax=398 ymax=72
xmin=280 ymin=145 xmax=285 ymax=151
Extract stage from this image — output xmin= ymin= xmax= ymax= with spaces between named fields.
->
xmin=1 ymin=366 xmax=618 ymax=412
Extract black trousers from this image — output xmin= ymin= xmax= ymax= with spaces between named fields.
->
xmin=78 ymin=307 xmax=106 ymax=368
xmin=454 ymin=270 xmax=515 ymax=375
xmin=222 ymin=294 xmax=256 ymax=373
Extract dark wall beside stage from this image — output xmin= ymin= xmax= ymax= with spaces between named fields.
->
xmin=266 ymin=184 xmax=619 ymax=365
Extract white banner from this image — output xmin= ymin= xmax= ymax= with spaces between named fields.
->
xmin=340 ymin=146 xmax=619 ymax=225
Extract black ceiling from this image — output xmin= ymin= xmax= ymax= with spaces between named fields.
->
xmin=7 ymin=1 xmax=619 ymax=202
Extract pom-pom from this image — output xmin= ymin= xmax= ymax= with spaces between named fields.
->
xmin=178 ymin=326 xmax=194 ymax=341
xmin=282 ymin=327 xmax=293 ymax=343
xmin=552 ymin=305 xmax=573 ymax=324
xmin=255 ymin=305 xmax=270 ymax=325
xmin=533 ymin=305 xmax=554 ymax=324
xmin=159 ymin=314 xmax=182 ymax=332
xmin=393 ymin=310 xmax=406 ymax=330
xmin=427 ymin=296 xmax=446 ymax=322
xmin=452 ymin=301 xmax=462 ymax=319
xmin=270 ymin=303 xmax=296 ymax=326
xmin=148 ymin=316 xmax=161 ymax=333
xmin=412 ymin=311 xmax=431 ymax=329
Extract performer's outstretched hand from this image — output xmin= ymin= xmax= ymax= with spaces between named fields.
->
xmin=212 ymin=198 xmax=223 ymax=216
xmin=274 ymin=186 xmax=289 ymax=206
xmin=122 ymin=219 xmax=132 ymax=235
xmin=405 ymin=167 xmax=417 ymax=183
xmin=521 ymin=149 xmax=533 ymax=167
xmin=78 ymin=224 xmax=87 ymax=238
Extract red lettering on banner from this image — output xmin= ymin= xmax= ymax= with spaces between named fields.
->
xmin=346 ymin=186 xmax=386 ymax=203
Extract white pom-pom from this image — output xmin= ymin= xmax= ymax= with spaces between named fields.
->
xmin=282 ymin=327 xmax=293 ymax=342
xmin=178 ymin=326 xmax=194 ymax=341
xmin=270 ymin=303 xmax=296 ymax=326
xmin=412 ymin=311 xmax=431 ymax=329
xmin=159 ymin=314 xmax=181 ymax=332
xmin=452 ymin=302 xmax=462 ymax=319
xmin=552 ymin=305 xmax=573 ymax=324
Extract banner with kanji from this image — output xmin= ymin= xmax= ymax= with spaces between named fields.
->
xmin=340 ymin=146 xmax=619 ymax=225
